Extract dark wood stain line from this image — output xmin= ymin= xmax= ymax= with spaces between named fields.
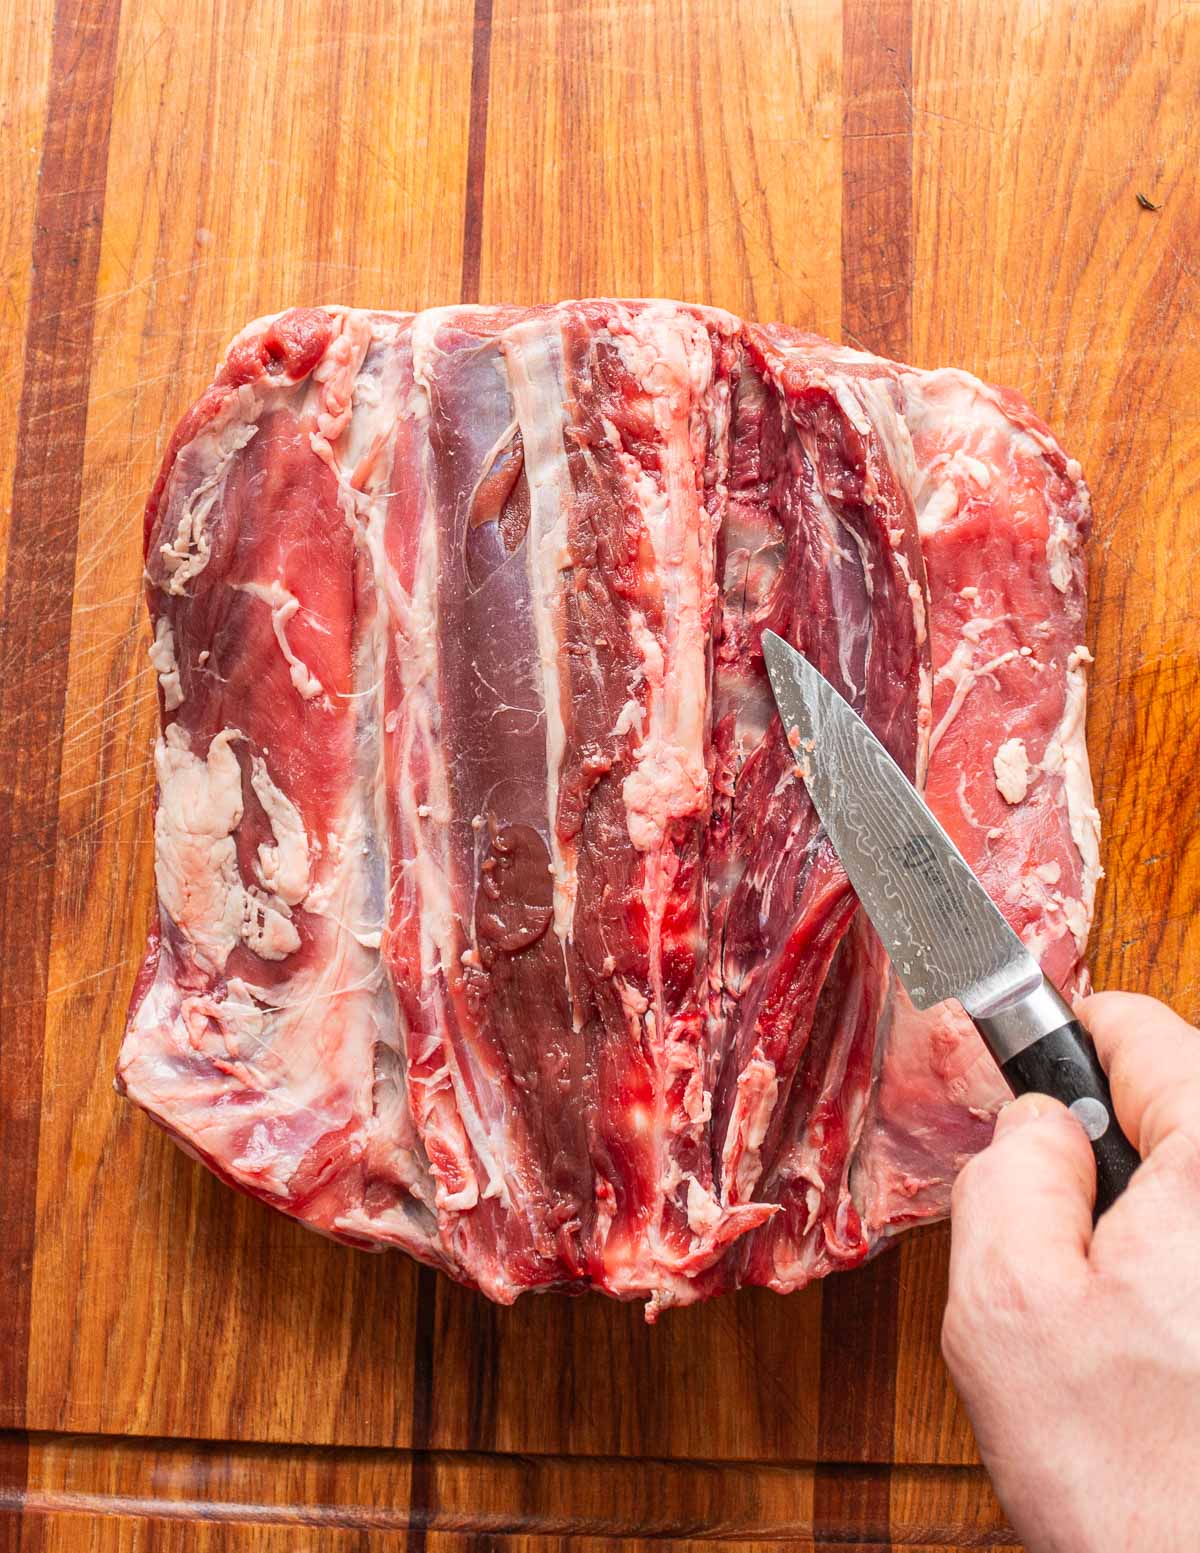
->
xmin=0 ymin=1434 xmax=29 ymax=1553
xmin=4 ymin=1489 xmax=802 ymax=1540
xmin=838 ymin=0 xmax=914 ymax=362
xmin=0 ymin=0 xmax=124 ymax=1472
xmin=406 ymin=1267 xmax=440 ymax=1551
xmin=818 ymin=0 xmax=913 ymax=1539
xmin=0 ymin=1429 xmax=1006 ymax=1478
xmin=460 ymin=0 xmax=495 ymax=304
xmin=0 ymin=1429 xmax=1008 ymax=1540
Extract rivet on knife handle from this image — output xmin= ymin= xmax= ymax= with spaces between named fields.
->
xmin=975 ymin=980 xmax=1141 ymax=1217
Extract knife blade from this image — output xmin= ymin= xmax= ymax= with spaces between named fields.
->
xmin=760 ymin=628 xmax=1139 ymax=1214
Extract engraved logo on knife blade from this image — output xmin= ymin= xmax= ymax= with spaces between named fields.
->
xmin=891 ymin=834 xmax=974 ymax=938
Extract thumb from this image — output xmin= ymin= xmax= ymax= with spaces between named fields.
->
xmin=1077 ymin=991 xmax=1200 ymax=1157
xmin=949 ymin=1093 xmax=1096 ymax=1298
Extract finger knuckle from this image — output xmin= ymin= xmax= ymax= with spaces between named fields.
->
xmin=1110 ymin=1044 xmax=1139 ymax=1104
xmin=940 ymin=1300 xmax=971 ymax=1373
xmin=950 ymin=1150 xmax=993 ymax=1215
xmin=949 ymin=1164 xmax=975 ymax=1220
xmin=951 ymin=1235 xmax=1029 ymax=1317
xmin=986 ymin=1248 xmax=1042 ymax=1317
xmin=1045 ymin=1114 xmax=1097 ymax=1173
xmin=1149 ymin=1124 xmax=1200 ymax=1197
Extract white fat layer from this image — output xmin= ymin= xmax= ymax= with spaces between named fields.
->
xmin=123 ymin=318 xmax=440 ymax=1223
xmin=386 ymin=343 xmax=453 ymax=976
xmin=240 ymin=886 xmax=301 ymax=960
xmin=930 ymin=633 xmax=1023 ymax=755
xmin=215 ymin=978 xmax=266 ymax=1049
xmin=1061 ymin=896 xmax=1089 ymax=945
xmin=154 ymin=726 xmax=244 ymax=970
xmin=408 ymin=304 xmax=460 ymax=384
xmin=828 ymin=500 xmax=874 ymax=702
xmin=890 ymin=541 xmax=932 ymax=783
xmin=250 ymin=757 xmax=311 ymax=904
xmin=616 ymin=978 xmax=650 ymax=1019
xmin=158 ymin=393 xmax=259 ymax=594
xmin=993 ymin=737 xmax=1032 ymax=804
xmin=1002 ymin=869 xmax=1086 ymax=962
xmin=910 ymin=448 xmax=995 ymax=541
xmin=177 ymin=788 xmax=385 ymax=1191
xmin=720 ymin=1052 xmax=779 ymax=1204
xmin=915 ymin=476 xmax=959 ymax=538
xmin=612 ymin=698 xmax=643 ymax=739
xmin=145 ymin=710 xmax=387 ymax=1190
xmin=385 ymin=510 xmax=454 ymax=977
xmin=609 ymin=304 xmax=712 ymax=857
xmin=1046 ymin=519 xmax=1075 ymax=593
xmin=857 ymin=375 xmax=919 ymax=502
xmin=900 ymin=367 xmax=1009 ymax=443
xmin=504 ymin=315 xmax=577 ymax=942
xmin=346 ymin=341 xmax=405 ymax=954
xmin=622 ymin=614 xmax=708 ymax=851
xmin=338 ymin=332 xmax=407 ymax=487
xmin=154 ymin=725 xmax=300 ymax=972
xmin=832 ymin=375 xmax=872 ymax=436
xmin=353 ymin=369 xmax=381 ymax=407
xmin=308 ymin=310 xmax=373 ymax=463
xmin=148 ymin=617 xmax=183 ymax=710
xmin=1041 ymin=646 xmax=1103 ymax=936
xmin=235 ymin=579 xmax=324 ymax=699
xmin=686 ymin=1176 xmax=723 ymax=1236
xmin=605 ymin=304 xmax=733 ymax=1276
xmin=446 ymin=1070 xmax=509 ymax=1206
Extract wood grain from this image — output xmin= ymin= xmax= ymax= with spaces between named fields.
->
xmin=2 ymin=0 xmax=1198 ymax=1545
xmin=0 ymin=13 xmax=55 ymax=1547
xmin=28 ymin=0 xmax=476 ymax=1448
xmin=898 ymin=0 xmax=1200 ymax=1468
xmin=12 ymin=1525 xmax=1024 ymax=1553
xmin=840 ymin=0 xmax=912 ymax=358
xmin=460 ymin=0 xmax=495 ymax=301
xmin=814 ymin=6 xmax=912 ymax=1544
xmin=2 ymin=1430 xmax=1012 ymax=1545
xmin=430 ymin=0 xmax=841 ymax=1473
xmin=479 ymin=0 xmax=842 ymax=324
xmin=0 ymin=0 xmax=54 ymax=586
xmin=0 ymin=0 xmax=122 ymax=1445
xmin=908 ymin=0 xmax=1200 ymax=1011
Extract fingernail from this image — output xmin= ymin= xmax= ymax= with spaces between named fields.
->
xmin=995 ymin=1095 xmax=1046 ymax=1134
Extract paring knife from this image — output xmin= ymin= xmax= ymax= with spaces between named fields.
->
xmin=760 ymin=629 xmax=1140 ymax=1215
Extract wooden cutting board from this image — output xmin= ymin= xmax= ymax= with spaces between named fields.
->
xmin=2 ymin=0 xmax=1197 ymax=1547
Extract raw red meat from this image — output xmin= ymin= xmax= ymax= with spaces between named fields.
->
xmin=119 ymin=302 xmax=1097 ymax=1313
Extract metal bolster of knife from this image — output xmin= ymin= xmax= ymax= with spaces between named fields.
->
xmin=972 ymin=977 xmax=1076 ymax=1066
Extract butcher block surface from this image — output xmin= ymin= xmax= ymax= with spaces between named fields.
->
xmin=1 ymin=0 xmax=1197 ymax=1548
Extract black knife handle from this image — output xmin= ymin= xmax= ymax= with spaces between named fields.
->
xmin=999 ymin=1019 xmax=1141 ymax=1216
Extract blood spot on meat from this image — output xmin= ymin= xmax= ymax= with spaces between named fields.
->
xmin=226 ymin=308 xmax=334 ymax=386
xmin=475 ymin=821 xmax=555 ymax=953
xmin=465 ymin=431 xmax=532 ymax=587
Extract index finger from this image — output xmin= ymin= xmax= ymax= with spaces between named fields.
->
xmin=1076 ymin=991 xmax=1200 ymax=1158
xmin=948 ymin=1091 xmax=1096 ymax=1299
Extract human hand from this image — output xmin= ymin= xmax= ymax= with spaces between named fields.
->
xmin=941 ymin=991 xmax=1200 ymax=1553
